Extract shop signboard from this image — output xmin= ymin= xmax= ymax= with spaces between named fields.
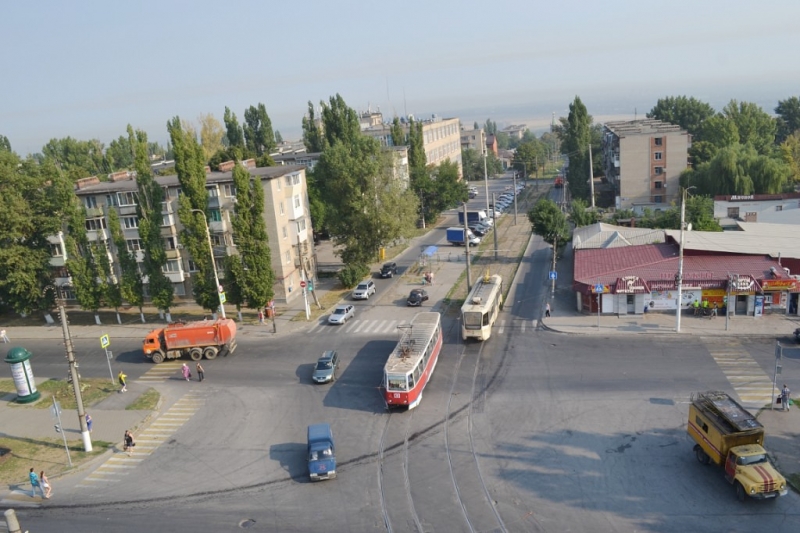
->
xmin=761 ymin=279 xmax=800 ymax=292
xmin=754 ymin=295 xmax=764 ymax=317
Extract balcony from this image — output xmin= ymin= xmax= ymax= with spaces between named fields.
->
xmin=119 ymin=204 xmax=138 ymax=216
xmin=85 ymin=207 xmax=103 ymax=218
xmin=165 ymin=249 xmax=181 ymax=260
xmin=164 ymin=271 xmax=184 ymax=284
xmin=49 ymin=256 xmax=66 ymax=267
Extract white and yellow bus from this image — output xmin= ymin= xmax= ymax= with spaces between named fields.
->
xmin=460 ymin=273 xmax=503 ymax=341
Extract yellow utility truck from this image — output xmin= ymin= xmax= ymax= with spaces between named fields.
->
xmin=687 ymin=391 xmax=787 ymax=501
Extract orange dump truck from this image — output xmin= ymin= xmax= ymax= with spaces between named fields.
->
xmin=143 ymin=319 xmax=237 ymax=364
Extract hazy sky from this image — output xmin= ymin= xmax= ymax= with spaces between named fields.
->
xmin=2 ymin=0 xmax=799 ymax=155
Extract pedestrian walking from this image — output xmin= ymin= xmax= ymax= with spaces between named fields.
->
xmin=181 ymin=363 xmax=191 ymax=381
xmin=85 ymin=413 xmax=93 ymax=433
xmin=40 ymin=471 xmax=52 ymax=499
xmin=123 ymin=430 xmax=135 ymax=456
xmin=781 ymin=384 xmax=791 ymax=411
xmin=258 ymin=310 xmax=264 ymax=324
xmin=545 ymin=302 xmax=552 ymax=318
xmin=196 ymin=362 xmax=205 ymax=382
xmin=117 ymin=370 xmax=127 ymax=393
xmin=29 ymin=468 xmax=44 ymax=498
xmin=0 ymin=329 xmax=9 ymax=343
xmin=711 ymin=302 xmax=718 ymax=318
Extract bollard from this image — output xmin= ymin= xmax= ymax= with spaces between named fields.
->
xmin=4 ymin=509 xmax=22 ymax=533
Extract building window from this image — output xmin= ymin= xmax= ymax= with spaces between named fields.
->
xmin=293 ymin=174 xmax=300 ymax=185
xmin=60 ymin=287 xmax=76 ymax=300
xmin=654 ymin=196 xmax=663 ymax=204
xmin=223 ymin=184 xmax=236 ymax=197
xmin=207 ymin=186 xmax=219 ymax=198
xmin=654 ymin=167 xmax=663 ymax=175
xmin=49 ymin=243 xmax=63 ymax=257
xmin=285 ymin=176 xmax=292 ymax=186
xmin=105 ymin=194 xmax=119 ymax=207
xmin=126 ymin=239 xmax=143 ymax=252
xmin=284 ymin=250 xmax=291 ymax=264
xmin=117 ymin=191 xmax=138 ymax=206
xmin=122 ymin=217 xmax=138 ymax=229
xmin=296 ymin=218 xmax=306 ymax=232
xmin=776 ymin=205 xmax=783 ymax=211
xmin=294 ymin=195 xmax=301 ymax=208
xmin=210 ymin=233 xmax=225 ymax=247
xmin=282 ymin=226 xmax=288 ymax=239
xmin=654 ymin=181 xmax=663 ymax=189
xmin=654 ymin=152 xmax=663 ymax=161
xmin=172 ymin=283 xmax=186 ymax=296
xmin=727 ymin=207 xmax=740 ymax=218
xmin=279 ymin=202 xmax=285 ymax=216
xmin=209 ymin=209 xmax=222 ymax=222
xmin=83 ymin=196 xmax=97 ymax=209
xmin=85 ymin=218 xmax=107 ymax=231
xmin=162 ymin=260 xmax=180 ymax=273
xmin=161 ymin=214 xmax=173 ymax=227
xmin=654 ymin=137 xmax=663 ymax=146
xmin=187 ymin=260 xmax=199 ymax=272
xmin=165 ymin=236 xmax=178 ymax=250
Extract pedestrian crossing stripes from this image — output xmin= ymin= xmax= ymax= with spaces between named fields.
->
xmin=136 ymin=360 xmax=183 ymax=383
xmin=305 ymin=318 xmax=541 ymax=336
xmin=75 ymin=392 xmax=205 ymax=488
xmin=703 ymin=339 xmax=775 ymax=409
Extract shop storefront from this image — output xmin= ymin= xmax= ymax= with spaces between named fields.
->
xmin=760 ymin=279 xmax=800 ymax=316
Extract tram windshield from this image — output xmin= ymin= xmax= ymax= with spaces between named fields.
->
xmin=386 ymin=374 xmax=408 ymax=391
xmin=462 ymin=311 xmax=482 ymax=329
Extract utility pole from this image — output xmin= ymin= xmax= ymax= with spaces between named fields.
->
xmin=483 ymin=142 xmax=490 ymax=217
xmin=588 ymin=146 xmax=595 ymax=210
xmin=551 ymin=235 xmax=557 ymax=297
xmin=492 ymin=193 xmax=499 ymax=260
xmin=191 ymin=209 xmax=226 ymax=319
xmin=44 ymin=285 xmax=92 ymax=452
xmin=463 ymin=203 xmax=472 ymax=292
xmin=675 ymin=187 xmax=694 ymax=333
xmin=512 ymin=171 xmax=518 ymax=226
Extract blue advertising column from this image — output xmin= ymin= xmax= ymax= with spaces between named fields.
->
xmin=4 ymin=346 xmax=41 ymax=404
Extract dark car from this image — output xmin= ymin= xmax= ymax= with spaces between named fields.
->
xmin=312 ymin=350 xmax=339 ymax=384
xmin=468 ymin=224 xmax=487 ymax=237
xmin=380 ymin=262 xmax=398 ymax=278
xmin=407 ymin=288 xmax=429 ymax=306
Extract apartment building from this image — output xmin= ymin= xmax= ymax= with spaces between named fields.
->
xmin=460 ymin=127 xmax=485 ymax=152
xmin=363 ymin=114 xmax=463 ymax=178
xmin=602 ymin=119 xmax=689 ymax=212
xmin=53 ymin=164 xmax=315 ymax=306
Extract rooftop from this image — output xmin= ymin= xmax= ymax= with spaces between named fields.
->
xmin=604 ymin=119 xmax=685 ymax=136
xmin=664 ymin=225 xmax=800 ymax=260
xmin=573 ymin=223 xmax=666 ymax=249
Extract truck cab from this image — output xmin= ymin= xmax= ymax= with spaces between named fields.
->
xmin=307 ymin=423 xmax=336 ymax=481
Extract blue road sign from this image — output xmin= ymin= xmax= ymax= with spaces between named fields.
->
xmin=594 ymin=284 xmax=604 ymax=294
xmin=549 ymin=271 xmax=557 ymax=280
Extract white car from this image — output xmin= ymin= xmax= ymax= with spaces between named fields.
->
xmin=328 ymin=304 xmax=355 ymax=325
xmin=352 ymin=280 xmax=376 ymax=300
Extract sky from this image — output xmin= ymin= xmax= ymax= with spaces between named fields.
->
xmin=2 ymin=0 xmax=799 ymax=156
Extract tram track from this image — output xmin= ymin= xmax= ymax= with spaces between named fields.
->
xmin=444 ymin=340 xmax=508 ymax=533
xmin=378 ymin=409 xmax=424 ymax=533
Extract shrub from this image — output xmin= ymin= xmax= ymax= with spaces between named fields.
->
xmin=338 ymin=263 xmax=370 ymax=288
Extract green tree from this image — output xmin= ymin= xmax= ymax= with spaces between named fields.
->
xmin=168 ymin=117 xmax=219 ymax=314
xmin=0 ymin=135 xmax=11 ymax=152
xmin=95 ymin=229 xmax=124 ymax=324
xmin=105 ymin=135 xmax=134 ymax=171
xmin=108 ymin=207 xmax=145 ymax=321
xmin=64 ymin=201 xmax=106 ymax=321
xmin=690 ymin=114 xmax=739 ymax=165
xmin=42 ymin=137 xmax=107 ymax=180
xmin=301 ymin=101 xmax=325 ymax=153
xmin=199 ymin=113 xmax=225 ymax=162
xmin=647 ymin=96 xmax=715 ymax=139
xmin=722 ymin=100 xmax=776 ymax=155
xmin=495 ymin=131 xmax=510 ymax=150
xmin=775 ymin=96 xmax=800 ymax=143
xmin=484 ymin=119 xmax=497 ymax=135
xmin=224 ymin=161 xmax=274 ymax=318
xmin=130 ymin=126 xmax=174 ymax=318
xmin=513 ymin=140 xmax=546 ymax=176
xmin=389 ymin=117 xmax=405 ymax=146
xmin=419 ymin=160 xmax=467 ymax=221
xmin=407 ymin=118 xmax=426 ymax=182
xmin=569 ymin=198 xmax=598 ymax=227
xmin=0 ymin=152 xmax=73 ymax=314
xmin=528 ymin=198 xmax=569 ymax=246
xmin=461 ymin=148 xmax=483 ymax=182
xmin=685 ymin=195 xmax=723 ymax=232
xmin=223 ymin=106 xmax=245 ymax=156
xmin=243 ymin=103 xmax=276 ymax=157
xmin=275 ymin=130 xmax=283 ymax=144
xmin=560 ymin=96 xmax=592 ymax=201
xmin=780 ymin=131 xmax=800 ymax=183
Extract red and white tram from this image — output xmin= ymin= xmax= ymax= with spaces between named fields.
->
xmin=383 ymin=312 xmax=442 ymax=410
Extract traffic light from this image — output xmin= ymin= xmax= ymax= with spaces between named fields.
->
xmin=54 ymin=424 xmax=61 ymax=433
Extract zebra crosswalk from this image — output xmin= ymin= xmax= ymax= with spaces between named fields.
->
xmin=136 ymin=360 xmax=183 ymax=383
xmin=703 ymin=339 xmax=776 ymax=409
xmin=75 ymin=392 xmax=205 ymax=488
xmin=305 ymin=317 xmax=541 ymax=336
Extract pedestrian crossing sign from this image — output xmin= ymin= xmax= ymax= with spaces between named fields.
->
xmin=100 ymin=334 xmax=110 ymax=348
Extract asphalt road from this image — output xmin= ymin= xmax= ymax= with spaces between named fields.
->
xmin=10 ymin=176 xmax=800 ymax=532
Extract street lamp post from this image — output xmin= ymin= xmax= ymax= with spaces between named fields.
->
xmin=675 ymin=186 xmax=695 ymax=333
xmin=191 ymin=209 xmax=226 ymax=319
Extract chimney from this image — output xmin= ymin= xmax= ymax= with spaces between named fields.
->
xmin=75 ymin=176 xmax=101 ymax=189
xmin=218 ymin=160 xmax=235 ymax=172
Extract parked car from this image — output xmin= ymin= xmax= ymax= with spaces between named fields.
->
xmin=407 ymin=288 xmax=429 ymax=306
xmin=380 ymin=262 xmax=398 ymax=278
xmin=469 ymin=224 xmax=487 ymax=236
xmin=312 ymin=350 xmax=339 ymax=383
xmin=328 ymin=304 xmax=355 ymax=325
xmin=352 ymin=280 xmax=376 ymax=300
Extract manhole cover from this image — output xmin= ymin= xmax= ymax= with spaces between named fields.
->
xmin=239 ymin=519 xmax=256 ymax=528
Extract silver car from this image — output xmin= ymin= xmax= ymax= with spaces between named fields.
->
xmin=352 ymin=280 xmax=376 ymax=300
xmin=328 ymin=304 xmax=355 ymax=325
xmin=312 ymin=350 xmax=339 ymax=383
